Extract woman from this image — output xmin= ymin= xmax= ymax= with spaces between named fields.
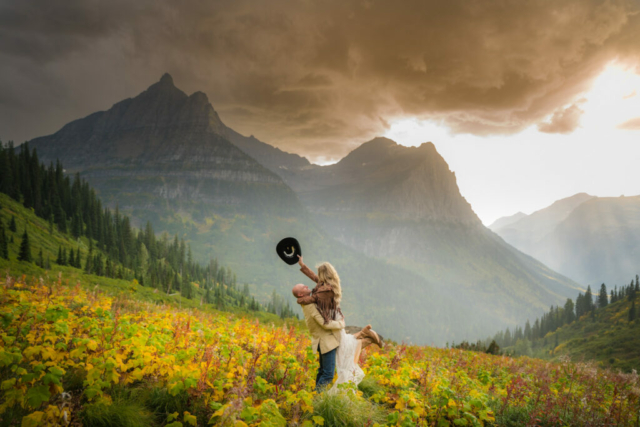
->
xmin=296 ymin=255 xmax=383 ymax=391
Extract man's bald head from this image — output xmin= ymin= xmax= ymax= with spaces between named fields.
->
xmin=292 ymin=283 xmax=310 ymax=298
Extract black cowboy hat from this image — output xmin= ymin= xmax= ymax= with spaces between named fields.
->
xmin=276 ymin=237 xmax=302 ymax=265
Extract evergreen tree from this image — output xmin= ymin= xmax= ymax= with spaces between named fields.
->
xmin=585 ymin=286 xmax=594 ymax=312
xmin=105 ymin=258 xmax=112 ymax=278
xmin=215 ymin=284 xmax=225 ymax=309
xmin=598 ymin=283 xmax=608 ymax=308
xmin=85 ymin=241 xmax=93 ymax=273
xmin=75 ymin=249 xmax=81 ymax=268
xmin=37 ymin=249 xmax=44 ymax=268
xmin=0 ymin=220 xmax=8 ymax=260
xmin=9 ymin=215 xmax=17 ymax=232
xmin=576 ymin=293 xmax=585 ymax=318
xmin=56 ymin=246 xmax=64 ymax=265
xmin=629 ymin=300 xmax=636 ymax=322
xmin=564 ymin=298 xmax=575 ymax=324
xmin=17 ymin=230 xmax=32 ymax=262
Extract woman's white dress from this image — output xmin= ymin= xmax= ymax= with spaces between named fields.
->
xmin=329 ymin=329 xmax=365 ymax=393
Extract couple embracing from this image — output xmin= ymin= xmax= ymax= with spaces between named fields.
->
xmin=292 ymin=255 xmax=383 ymax=393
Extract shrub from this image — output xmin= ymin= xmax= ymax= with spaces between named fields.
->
xmin=142 ymin=386 xmax=190 ymax=423
xmin=313 ymin=390 xmax=386 ymax=427
xmin=80 ymin=396 xmax=155 ymax=427
xmin=357 ymin=376 xmax=383 ymax=399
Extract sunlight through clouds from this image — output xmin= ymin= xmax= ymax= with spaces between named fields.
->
xmin=384 ymin=62 xmax=640 ymax=226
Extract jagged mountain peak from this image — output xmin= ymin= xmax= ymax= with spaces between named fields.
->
xmin=338 ymin=137 xmax=436 ymax=169
xmin=188 ymin=90 xmax=209 ymax=105
xmin=28 ymin=74 xmax=261 ymax=170
xmin=159 ymin=72 xmax=174 ymax=85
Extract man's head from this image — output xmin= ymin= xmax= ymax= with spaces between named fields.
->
xmin=292 ymin=283 xmax=310 ymax=298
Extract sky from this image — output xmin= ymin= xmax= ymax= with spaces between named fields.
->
xmin=1 ymin=0 xmax=640 ymax=224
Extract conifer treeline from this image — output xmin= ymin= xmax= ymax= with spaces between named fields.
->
xmin=493 ymin=276 xmax=640 ymax=348
xmin=0 ymin=141 xmax=297 ymax=319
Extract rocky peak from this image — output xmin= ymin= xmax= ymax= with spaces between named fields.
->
xmin=188 ymin=91 xmax=209 ymax=105
xmin=159 ymin=73 xmax=174 ymax=85
xmin=28 ymin=73 xmax=262 ymax=171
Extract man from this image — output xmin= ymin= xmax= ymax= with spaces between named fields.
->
xmin=292 ymin=283 xmax=345 ymax=392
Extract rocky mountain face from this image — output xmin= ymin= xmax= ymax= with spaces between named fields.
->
xmin=30 ymin=74 xmax=295 ymax=214
xmin=493 ymin=194 xmax=640 ymax=285
xmin=222 ymin=126 xmax=312 ymax=175
xmin=288 ymin=137 xmax=479 ymax=223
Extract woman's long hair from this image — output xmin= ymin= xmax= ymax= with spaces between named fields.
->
xmin=317 ymin=262 xmax=342 ymax=303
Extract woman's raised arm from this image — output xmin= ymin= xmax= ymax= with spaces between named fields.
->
xmin=298 ymin=255 xmax=319 ymax=283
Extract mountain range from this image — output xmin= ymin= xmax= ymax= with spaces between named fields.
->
xmin=491 ymin=193 xmax=640 ymax=286
xmin=29 ymin=74 xmax=581 ymax=344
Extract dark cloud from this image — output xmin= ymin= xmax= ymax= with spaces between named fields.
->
xmin=538 ymin=103 xmax=585 ymax=134
xmin=1 ymin=0 xmax=639 ymax=159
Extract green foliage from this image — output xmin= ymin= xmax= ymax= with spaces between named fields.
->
xmin=312 ymin=391 xmax=387 ymax=427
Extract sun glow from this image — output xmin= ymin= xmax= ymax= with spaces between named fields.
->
xmin=383 ymin=61 xmax=640 ymax=226
xmin=582 ymin=63 xmax=640 ymax=131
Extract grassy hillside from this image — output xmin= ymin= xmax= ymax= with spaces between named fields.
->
xmin=1 ymin=274 xmax=638 ymax=426
xmin=507 ymin=296 xmax=640 ymax=373
xmin=0 ymin=192 xmax=291 ymax=325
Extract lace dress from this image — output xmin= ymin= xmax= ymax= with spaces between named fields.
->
xmin=329 ymin=329 xmax=365 ymax=394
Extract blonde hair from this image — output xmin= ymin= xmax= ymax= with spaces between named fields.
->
xmin=317 ymin=262 xmax=342 ymax=303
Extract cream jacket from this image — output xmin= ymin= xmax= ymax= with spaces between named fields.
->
xmin=302 ymin=303 xmax=345 ymax=354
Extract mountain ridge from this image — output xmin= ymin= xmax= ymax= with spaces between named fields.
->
xmin=491 ymin=193 xmax=640 ymax=285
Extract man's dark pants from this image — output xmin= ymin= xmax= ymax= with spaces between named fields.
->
xmin=316 ymin=346 xmax=337 ymax=392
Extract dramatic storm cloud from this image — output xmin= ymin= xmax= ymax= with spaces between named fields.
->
xmin=1 ymin=0 xmax=640 ymax=160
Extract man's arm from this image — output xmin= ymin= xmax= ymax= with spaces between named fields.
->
xmin=308 ymin=305 xmax=344 ymax=330
xmin=297 ymin=293 xmax=317 ymax=305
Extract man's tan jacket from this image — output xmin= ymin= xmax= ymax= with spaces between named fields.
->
xmin=302 ymin=303 xmax=345 ymax=354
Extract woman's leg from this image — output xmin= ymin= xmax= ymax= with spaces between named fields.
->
xmin=353 ymin=339 xmax=363 ymax=365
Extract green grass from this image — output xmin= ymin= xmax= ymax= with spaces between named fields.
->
xmin=357 ymin=376 xmax=384 ymax=399
xmin=81 ymin=396 xmax=155 ymax=427
xmin=312 ymin=390 xmax=387 ymax=427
